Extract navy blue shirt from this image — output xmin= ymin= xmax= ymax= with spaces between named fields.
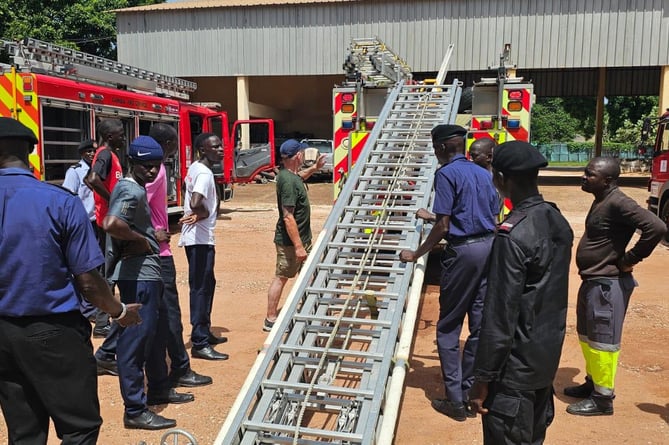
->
xmin=432 ymin=154 xmax=498 ymax=238
xmin=0 ymin=168 xmax=103 ymax=316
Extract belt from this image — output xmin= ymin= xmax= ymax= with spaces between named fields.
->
xmin=448 ymin=233 xmax=494 ymax=246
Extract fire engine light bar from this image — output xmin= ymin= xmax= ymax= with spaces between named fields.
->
xmin=507 ymin=101 xmax=523 ymax=112
xmin=342 ymin=121 xmax=354 ymax=130
xmin=342 ymin=93 xmax=355 ymax=102
xmin=480 ymin=120 xmax=494 ymax=130
xmin=507 ymin=119 xmax=521 ymax=129
xmin=508 ymin=90 xmax=523 ymax=100
xmin=341 ymin=103 xmax=355 ymax=114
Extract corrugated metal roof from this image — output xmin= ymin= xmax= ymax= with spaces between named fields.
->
xmin=115 ymin=0 xmax=361 ymax=13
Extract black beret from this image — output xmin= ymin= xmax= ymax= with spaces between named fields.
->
xmin=492 ymin=141 xmax=548 ymax=173
xmin=431 ymin=124 xmax=467 ymax=143
xmin=0 ymin=117 xmax=38 ymax=144
xmin=77 ymin=139 xmax=97 ymax=152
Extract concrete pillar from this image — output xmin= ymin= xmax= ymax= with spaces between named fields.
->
xmin=659 ymin=66 xmax=669 ymax=117
xmin=594 ymin=67 xmax=606 ymax=157
xmin=236 ymin=76 xmax=250 ymax=149
xmin=237 ymin=76 xmax=250 ymax=120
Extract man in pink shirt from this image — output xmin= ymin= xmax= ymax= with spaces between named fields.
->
xmin=147 ymin=124 xmax=213 ymax=387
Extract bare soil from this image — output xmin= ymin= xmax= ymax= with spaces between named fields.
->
xmin=2 ymin=173 xmax=668 ymax=444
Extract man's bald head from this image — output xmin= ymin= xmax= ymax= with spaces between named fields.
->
xmin=469 ymin=138 xmax=496 ymax=170
xmin=590 ymin=156 xmax=620 ymax=180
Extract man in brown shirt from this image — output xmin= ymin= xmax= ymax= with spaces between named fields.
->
xmin=565 ymin=157 xmax=666 ymax=416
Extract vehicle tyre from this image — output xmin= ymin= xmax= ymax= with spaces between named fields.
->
xmin=458 ymin=86 xmax=473 ymax=113
xmin=661 ymin=200 xmax=669 ymax=244
xmin=215 ymin=183 xmax=223 ymax=216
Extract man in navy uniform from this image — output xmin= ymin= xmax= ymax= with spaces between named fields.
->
xmin=399 ymin=124 xmax=498 ymax=421
xmin=0 ymin=117 xmax=141 ymax=444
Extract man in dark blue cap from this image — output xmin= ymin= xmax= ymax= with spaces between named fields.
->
xmin=105 ymin=135 xmax=193 ymax=430
xmin=400 ymin=124 xmax=499 ymax=421
xmin=0 ymin=117 xmax=141 ymax=444
xmin=469 ymin=140 xmax=574 ymax=444
xmin=264 ymin=139 xmax=325 ymax=332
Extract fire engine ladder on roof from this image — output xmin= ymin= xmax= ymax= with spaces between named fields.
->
xmin=0 ymin=37 xmax=196 ymax=99
xmin=342 ymin=37 xmax=412 ymax=87
xmin=216 ymin=78 xmax=462 ymax=444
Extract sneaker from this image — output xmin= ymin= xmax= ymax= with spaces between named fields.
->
xmin=431 ymin=398 xmax=467 ymax=421
xmin=263 ymin=318 xmax=275 ymax=332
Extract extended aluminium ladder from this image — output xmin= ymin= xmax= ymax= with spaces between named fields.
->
xmin=217 ymin=44 xmax=462 ymax=444
xmin=0 ymin=37 xmax=196 ymax=99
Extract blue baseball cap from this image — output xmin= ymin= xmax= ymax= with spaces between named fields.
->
xmin=280 ymin=139 xmax=308 ymax=158
xmin=128 ymin=136 xmax=163 ymax=161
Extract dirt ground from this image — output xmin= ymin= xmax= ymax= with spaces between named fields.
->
xmin=1 ymin=172 xmax=668 ymax=445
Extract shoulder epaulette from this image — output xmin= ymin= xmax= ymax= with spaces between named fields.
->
xmin=498 ymin=210 xmax=527 ymax=234
xmin=49 ymin=183 xmax=77 ymax=196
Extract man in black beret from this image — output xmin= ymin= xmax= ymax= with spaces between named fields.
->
xmin=469 ymin=141 xmax=573 ymax=444
xmin=0 ymin=117 xmax=141 ymax=443
xmin=400 ymin=124 xmax=499 ymax=421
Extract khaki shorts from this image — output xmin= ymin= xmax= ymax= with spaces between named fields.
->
xmin=275 ymin=243 xmax=310 ymax=278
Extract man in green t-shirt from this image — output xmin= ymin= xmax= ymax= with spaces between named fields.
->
xmin=264 ymin=139 xmax=325 ymax=331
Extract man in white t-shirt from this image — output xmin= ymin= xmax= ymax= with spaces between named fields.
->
xmin=178 ymin=133 xmax=228 ymax=361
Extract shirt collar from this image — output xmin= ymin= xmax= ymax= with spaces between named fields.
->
xmin=513 ymin=194 xmax=544 ymax=210
xmin=0 ymin=167 xmax=36 ymax=177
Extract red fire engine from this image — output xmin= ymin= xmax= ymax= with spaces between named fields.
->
xmin=644 ymin=110 xmax=669 ymax=224
xmin=0 ymin=37 xmax=275 ymax=213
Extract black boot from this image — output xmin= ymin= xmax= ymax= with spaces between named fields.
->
xmin=563 ymin=376 xmax=594 ymax=398
xmin=566 ymin=391 xmax=614 ymax=416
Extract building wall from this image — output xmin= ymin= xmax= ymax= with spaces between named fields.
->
xmin=117 ymin=0 xmax=669 ymax=77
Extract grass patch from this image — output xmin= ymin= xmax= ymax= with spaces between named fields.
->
xmin=547 ymin=161 xmax=588 ymax=167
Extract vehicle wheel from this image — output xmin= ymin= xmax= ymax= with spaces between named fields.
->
xmin=215 ymin=184 xmax=223 ymax=216
xmin=661 ymin=200 xmax=669 ymax=244
xmin=458 ymin=86 xmax=473 ymax=113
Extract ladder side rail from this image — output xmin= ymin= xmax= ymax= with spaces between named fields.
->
xmin=435 ymin=44 xmax=455 ymax=86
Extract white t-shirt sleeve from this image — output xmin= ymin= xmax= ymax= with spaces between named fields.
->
xmin=192 ymin=171 xmax=211 ymax=199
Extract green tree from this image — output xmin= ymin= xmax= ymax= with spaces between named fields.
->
xmin=563 ymin=97 xmax=597 ymax=139
xmin=606 ymin=96 xmax=657 ymax=137
xmin=611 ymin=105 xmax=658 ymax=148
xmin=530 ymin=97 xmax=580 ymax=144
xmin=0 ymin=0 xmax=163 ymax=59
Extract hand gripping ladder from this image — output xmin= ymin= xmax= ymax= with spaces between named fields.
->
xmin=217 ymin=76 xmax=462 ymax=445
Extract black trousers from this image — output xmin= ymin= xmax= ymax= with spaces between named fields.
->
xmin=482 ymin=383 xmax=555 ymax=445
xmin=185 ymin=245 xmax=217 ymax=350
xmin=0 ymin=312 xmax=101 ymax=444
